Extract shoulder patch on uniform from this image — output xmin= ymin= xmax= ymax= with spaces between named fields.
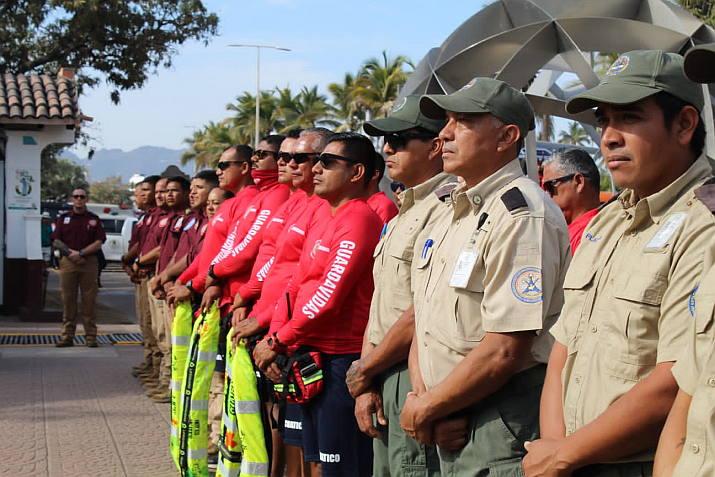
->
xmin=695 ymin=179 xmax=715 ymax=214
xmin=501 ymin=187 xmax=528 ymax=213
xmin=435 ymin=183 xmax=458 ymax=202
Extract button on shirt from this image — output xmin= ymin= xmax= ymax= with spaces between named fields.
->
xmin=671 ymin=263 xmax=715 ymax=477
xmin=412 ymin=159 xmax=570 ymax=389
xmin=366 ymin=172 xmax=455 ymax=346
xmin=550 ymin=154 xmax=715 ymax=462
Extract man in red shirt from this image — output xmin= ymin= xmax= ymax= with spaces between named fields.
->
xmin=255 ymin=132 xmax=383 ymax=477
xmin=52 ymin=188 xmax=107 ymax=347
xmin=541 ymin=148 xmax=601 ymax=255
xmin=367 ymin=152 xmax=399 ymax=225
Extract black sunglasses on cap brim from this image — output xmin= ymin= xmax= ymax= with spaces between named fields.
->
xmin=385 ymin=132 xmax=436 ymax=150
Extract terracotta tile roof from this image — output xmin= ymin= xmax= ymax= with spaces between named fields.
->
xmin=0 ymin=73 xmax=79 ymax=124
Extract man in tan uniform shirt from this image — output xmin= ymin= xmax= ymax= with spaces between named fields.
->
xmin=653 ymin=44 xmax=715 ymax=477
xmin=345 ymin=95 xmax=453 ymax=477
xmin=400 ymin=78 xmax=571 ymax=475
xmin=522 ymin=50 xmax=715 ymax=477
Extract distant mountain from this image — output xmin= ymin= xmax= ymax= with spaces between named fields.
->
xmin=59 ymin=146 xmax=196 ymax=182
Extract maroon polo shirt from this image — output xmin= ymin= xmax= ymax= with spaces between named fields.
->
xmin=51 ymin=210 xmax=107 ymax=250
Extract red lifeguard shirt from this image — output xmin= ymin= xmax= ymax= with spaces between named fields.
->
xmin=237 ymin=189 xmax=308 ymax=303
xmin=210 ymin=177 xmax=290 ymax=302
xmin=269 ymin=198 xmax=383 ymax=354
xmin=188 ymin=185 xmax=259 ymax=292
xmin=253 ymin=194 xmax=331 ymax=329
xmin=568 ymin=207 xmax=599 ymax=255
xmin=367 ymin=191 xmax=399 ymax=224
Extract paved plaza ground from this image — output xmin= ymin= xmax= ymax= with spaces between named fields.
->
xmin=0 ymin=269 xmax=180 ymax=477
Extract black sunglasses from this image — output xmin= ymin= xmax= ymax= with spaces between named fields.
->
xmin=216 ymin=160 xmax=248 ymax=171
xmin=390 ymin=182 xmax=405 ymax=193
xmin=72 ymin=194 xmax=87 ymax=199
xmin=254 ymin=149 xmax=278 ymax=160
xmin=312 ymin=153 xmax=361 ymax=169
xmin=543 ymin=174 xmax=576 ymax=196
xmin=385 ymin=132 xmax=435 ymax=150
xmin=278 ymin=152 xmax=320 ymax=164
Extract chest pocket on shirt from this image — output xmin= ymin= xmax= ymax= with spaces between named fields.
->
xmin=450 ymin=264 xmax=486 ymax=352
xmin=561 ymin=267 xmax=597 ymax=352
xmin=605 ymin=272 xmax=666 ymax=381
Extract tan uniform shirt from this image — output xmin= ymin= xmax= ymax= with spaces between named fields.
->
xmin=551 ymin=154 xmax=715 ymax=462
xmin=366 ymin=172 xmax=455 ymax=346
xmin=412 ymin=159 xmax=570 ymax=389
xmin=671 ymin=262 xmax=715 ymax=477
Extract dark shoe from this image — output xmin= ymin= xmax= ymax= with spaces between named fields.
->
xmin=55 ymin=340 xmax=73 ymax=348
xmin=86 ymin=342 xmax=98 ymax=348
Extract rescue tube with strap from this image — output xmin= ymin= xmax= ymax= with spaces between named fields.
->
xmin=170 ymin=300 xmax=193 ymax=468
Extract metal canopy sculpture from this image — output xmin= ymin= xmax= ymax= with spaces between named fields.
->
xmin=400 ymin=0 xmax=715 ymax=175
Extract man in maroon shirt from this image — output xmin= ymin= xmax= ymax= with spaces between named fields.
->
xmin=255 ymin=132 xmax=383 ymax=477
xmin=541 ymin=148 xmax=601 ymax=255
xmin=52 ymin=188 xmax=107 ymax=347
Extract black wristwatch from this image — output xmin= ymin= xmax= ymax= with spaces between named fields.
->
xmin=186 ymin=280 xmax=195 ymax=294
xmin=266 ymin=333 xmax=287 ymax=353
xmin=208 ymin=264 xmax=219 ymax=281
xmin=79 ymin=251 xmax=85 ymax=258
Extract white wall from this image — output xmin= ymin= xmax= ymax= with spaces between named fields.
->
xmin=5 ymin=126 xmax=75 ymax=259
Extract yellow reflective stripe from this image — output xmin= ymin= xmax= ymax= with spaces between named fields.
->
xmin=197 ymin=350 xmax=217 ymax=363
xmin=242 ymin=460 xmax=269 ymax=476
xmin=303 ymin=371 xmax=323 ymax=385
xmin=235 ymin=399 xmax=261 ymax=414
xmin=189 ymin=399 xmax=209 ymax=411
xmin=172 ymin=335 xmax=191 ymax=346
xmin=221 ymin=411 xmax=238 ymax=432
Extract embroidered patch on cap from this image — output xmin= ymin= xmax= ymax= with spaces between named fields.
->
xmin=459 ymin=78 xmax=478 ymax=91
xmin=392 ymin=98 xmax=407 ymax=113
xmin=605 ymin=55 xmax=629 ymax=77
xmin=690 ymin=286 xmax=699 ymax=317
xmin=511 ymin=267 xmax=543 ymax=304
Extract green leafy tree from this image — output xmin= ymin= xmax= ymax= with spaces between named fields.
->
xmin=558 ymin=121 xmax=592 ymax=146
xmin=41 ymin=147 xmax=88 ymax=201
xmin=90 ymin=176 xmax=133 ymax=206
xmin=275 ymin=86 xmax=338 ymax=132
xmin=328 ymin=73 xmax=366 ymax=132
xmin=352 ymin=51 xmax=413 ymax=119
xmin=180 ymin=121 xmax=247 ymax=172
xmin=0 ymin=0 xmax=219 ymax=103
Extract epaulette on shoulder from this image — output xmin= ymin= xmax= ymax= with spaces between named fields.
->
xmin=185 ymin=208 xmax=192 ymax=215
xmin=435 ymin=183 xmax=458 ymax=202
xmin=501 ymin=187 xmax=528 ymax=214
xmin=597 ymin=190 xmax=622 ymax=211
xmin=695 ymin=177 xmax=715 ymax=214
xmin=87 ymin=211 xmax=100 ymax=218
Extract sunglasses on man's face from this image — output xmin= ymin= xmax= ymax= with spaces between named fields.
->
xmin=216 ymin=160 xmax=248 ymax=171
xmin=385 ymin=132 xmax=435 ymax=151
xmin=278 ymin=152 xmax=320 ymax=164
xmin=543 ymin=174 xmax=576 ymax=196
xmin=312 ymin=153 xmax=361 ymax=169
xmin=390 ymin=182 xmax=405 ymax=193
xmin=72 ymin=195 xmax=87 ymax=199
xmin=254 ymin=149 xmax=278 ymax=160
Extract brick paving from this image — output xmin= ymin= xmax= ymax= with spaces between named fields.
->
xmin=0 ymin=269 xmax=180 ymax=477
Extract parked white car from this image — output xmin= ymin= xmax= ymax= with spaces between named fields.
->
xmin=98 ymin=214 xmax=137 ymax=261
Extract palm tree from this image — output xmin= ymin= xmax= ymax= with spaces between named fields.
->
xmin=328 ymin=72 xmax=365 ymax=132
xmin=537 ymin=114 xmax=554 ymax=142
xmin=558 ymin=121 xmax=591 ymax=146
xmin=181 ymin=121 xmax=247 ymax=172
xmin=225 ymin=91 xmax=281 ymax=145
xmin=352 ymin=51 xmax=413 ymax=119
xmin=274 ymin=86 xmax=338 ymax=132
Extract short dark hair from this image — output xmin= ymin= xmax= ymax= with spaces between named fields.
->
xmin=222 ymin=145 xmax=254 ymax=162
xmin=374 ymin=151 xmax=386 ymax=181
xmin=213 ymin=188 xmax=234 ymax=201
xmin=261 ymin=134 xmax=286 ymax=151
xmin=653 ymin=91 xmax=706 ymax=158
xmin=545 ymin=148 xmax=600 ymax=192
xmin=167 ymin=176 xmax=191 ymax=192
xmin=327 ymin=132 xmax=376 ymax=186
xmin=142 ymin=175 xmax=161 ymax=187
xmin=195 ymin=170 xmax=219 ymax=189
xmin=284 ymin=128 xmax=303 ymax=139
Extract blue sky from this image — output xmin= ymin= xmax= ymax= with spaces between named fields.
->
xmin=72 ymin=0 xmax=492 ymax=157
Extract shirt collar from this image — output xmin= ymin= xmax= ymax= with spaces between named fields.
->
xmin=453 ymin=159 xmax=524 ymax=214
xmin=618 ymin=153 xmax=713 ymax=224
xmin=400 ymin=172 xmax=455 ymax=212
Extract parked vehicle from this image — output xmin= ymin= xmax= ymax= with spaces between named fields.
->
xmin=98 ymin=214 xmax=137 ymax=261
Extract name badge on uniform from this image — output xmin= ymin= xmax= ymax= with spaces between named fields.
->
xmin=449 ymin=251 xmax=478 ymax=288
xmin=644 ymin=212 xmax=687 ymax=252
xmin=63 ymin=217 xmax=70 ymax=224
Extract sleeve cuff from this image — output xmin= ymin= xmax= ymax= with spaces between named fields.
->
xmin=276 ymin=326 xmax=297 ymax=347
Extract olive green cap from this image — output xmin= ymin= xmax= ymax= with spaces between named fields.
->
xmin=684 ymin=43 xmax=715 ymax=84
xmin=363 ymin=95 xmax=446 ymax=136
xmin=566 ymin=50 xmax=704 ymax=114
xmin=419 ymin=77 xmax=535 ymax=138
